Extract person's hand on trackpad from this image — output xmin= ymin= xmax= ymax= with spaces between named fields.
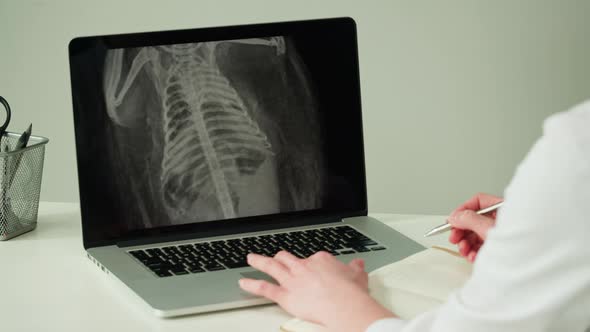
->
xmin=239 ymin=250 xmax=393 ymax=332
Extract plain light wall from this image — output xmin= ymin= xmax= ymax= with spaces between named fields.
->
xmin=1 ymin=0 xmax=589 ymax=214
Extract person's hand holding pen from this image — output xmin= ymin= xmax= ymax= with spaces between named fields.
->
xmin=447 ymin=193 xmax=503 ymax=262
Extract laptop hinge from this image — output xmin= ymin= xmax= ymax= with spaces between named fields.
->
xmin=116 ymin=215 xmax=343 ymax=248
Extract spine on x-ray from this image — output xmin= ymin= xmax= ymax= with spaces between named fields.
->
xmin=160 ymin=54 xmax=273 ymax=219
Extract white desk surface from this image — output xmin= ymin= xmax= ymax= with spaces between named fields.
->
xmin=0 ymin=202 xmax=451 ymax=332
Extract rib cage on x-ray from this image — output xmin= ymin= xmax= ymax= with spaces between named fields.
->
xmin=162 ymin=50 xmax=272 ymax=219
xmin=101 ymin=36 xmax=323 ymax=228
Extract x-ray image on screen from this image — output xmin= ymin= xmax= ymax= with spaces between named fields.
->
xmin=99 ymin=36 xmax=324 ymax=229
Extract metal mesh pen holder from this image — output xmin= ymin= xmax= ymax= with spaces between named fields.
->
xmin=0 ymin=132 xmax=48 ymax=240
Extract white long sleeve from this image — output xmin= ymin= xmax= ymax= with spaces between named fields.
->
xmin=367 ymin=102 xmax=590 ymax=332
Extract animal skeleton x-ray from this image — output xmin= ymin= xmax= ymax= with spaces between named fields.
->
xmin=101 ymin=36 xmax=324 ymax=228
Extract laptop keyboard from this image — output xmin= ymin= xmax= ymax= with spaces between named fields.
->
xmin=128 ymin=225 xmax=385 ymax=277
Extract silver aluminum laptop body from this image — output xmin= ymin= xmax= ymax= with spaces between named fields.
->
xmin=69 ymin=17 xmax=425 ymax=317
xmin=88 ymin=216 xmax=423 ymax=317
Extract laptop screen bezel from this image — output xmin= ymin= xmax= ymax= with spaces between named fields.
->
xmin=68 ymin=17 xmax=368 ymax=249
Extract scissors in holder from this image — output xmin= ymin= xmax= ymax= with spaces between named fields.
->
xmin=0 ymin=96 xmax=12 ymax=147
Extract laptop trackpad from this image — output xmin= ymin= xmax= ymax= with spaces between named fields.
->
xmin=240 ymin=271 xmax=278 ymax=285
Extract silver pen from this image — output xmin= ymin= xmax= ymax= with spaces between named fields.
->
xmin=424 ymin=201 xmax=504 ymax=237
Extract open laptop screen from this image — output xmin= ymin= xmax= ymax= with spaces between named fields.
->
xmin=69 ymin=18 xmax=367 ymax=248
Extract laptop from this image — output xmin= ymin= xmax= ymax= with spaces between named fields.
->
xmin=68 ymin=17 xmax=424 ymax=317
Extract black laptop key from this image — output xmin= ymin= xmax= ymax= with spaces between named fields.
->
xmin=167 ymin=258 xmax=181 ymax=265
xmin=314 ymin=231 xmax=328 ymax=238
xmin=340 ymin=250 xmax=356 ymax=254
xmin=330 ymin=243 xmax=343 ymax=250
xmin=224 ymin=260 xmax=249 ymax=269
xmin=196 ymin=254 xmax=212 ymax=262
xmin=143 ymin=256 xmax=165 ymax=265
xmin=353 ymin=247 xmax=371 ymax=252
xmin=130 ymin=250 xmax=148 ymax=258
xmin=343 ymin=233 xmax=357 ymax=240
xmin=181 ymin=248 xmax=196 ymax=255
xmin=291 ymin=251 xmax=304 ymax=259
xmin=360 ymin=240 xmax=378 ymax=246
xmin=260 ymin=247 xmax=274 ymax=256
xmin=227 ymin=250 xmax=242 ymax=257
xmin=146 ymin=261 xmax=167 ymax=270
xmin=189 ymin=267 xmax=205 ymax=273
xmin=222 ymin=243 xmax=234 ymax=250
xmin=146 ymin=248 xmax=163 ymax=256
xmin=327 ymin=233 xmax=339 ymax=240
xmin=156 ymin=271 xmax=173 ymax=277
xmin=371 ymin=246 xmax=386 ymax=251
xmin=345 ymin=237 xmax=378 ymax=246
xmin=150 ymin=266 xmax=172 ymax=276
xmin=327 ymin=229 xmax=339 ymax=237
xmin=169 ymin=263 xmax=187 ymax=271
xmin=162 ymin=246 xmax=177 ymax=254
xmin=334 ymin=226 xmax=350 ymax=233
xmin=243 ymin=238 xmax=256 ymax=245
xmin=322 ymin=245 xmax=334 ymax=252
xmin=298 ymin=249 xmax=313 ymax=258
xmin=204 ymin=263 xmax=226 ymax=271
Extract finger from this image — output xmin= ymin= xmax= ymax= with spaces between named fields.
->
xmin=449 ymin=228 xmax=465 ymax=244
xmin=475 ymin=193 xmax=503 ymax=214
xmin=459 ymin=239 xmax=471 ymax=257
xmin=473 ymin=241 xmax=482 ymax=253
xmin=465 ymin=232 xmax=480 ymax=246
xmin=349 ymin=259 xmax=368 ymax=288
xmin=450 ymin=193 xmax=503 ymax=216
xmin=453 ymin=195 xmax=483 ymax=213
xmin=475 ymin=235 xmax=484 ymax=246
xmin=306 ymin=251 xmax=338 ymax=269
xmin=348 ymin=258 xmax=365 ymax=272
xmin=239 ymin=278 xmax=285 ymax=303
xmin=247 ymin=253 xmax=290 ymax=283
xmin=274 ymin=251 xmax=302 ymax=270
xmin=467 ymin=251 xmax=477 ymax=263
xmin=448 ymin=210 xmax=495 ymax=240
xmin=309 ymin=251 xmax=334 ymax=261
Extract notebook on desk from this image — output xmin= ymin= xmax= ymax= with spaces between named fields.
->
xmin=280 ymin=247 xmax=473 ymax=332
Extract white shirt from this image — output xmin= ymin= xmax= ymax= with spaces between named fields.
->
xmin=367 ymin=101 xmax=590 ymax=332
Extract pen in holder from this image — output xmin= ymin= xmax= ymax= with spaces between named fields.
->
xmin=0 ymin=132 xmax=49 ymax=240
